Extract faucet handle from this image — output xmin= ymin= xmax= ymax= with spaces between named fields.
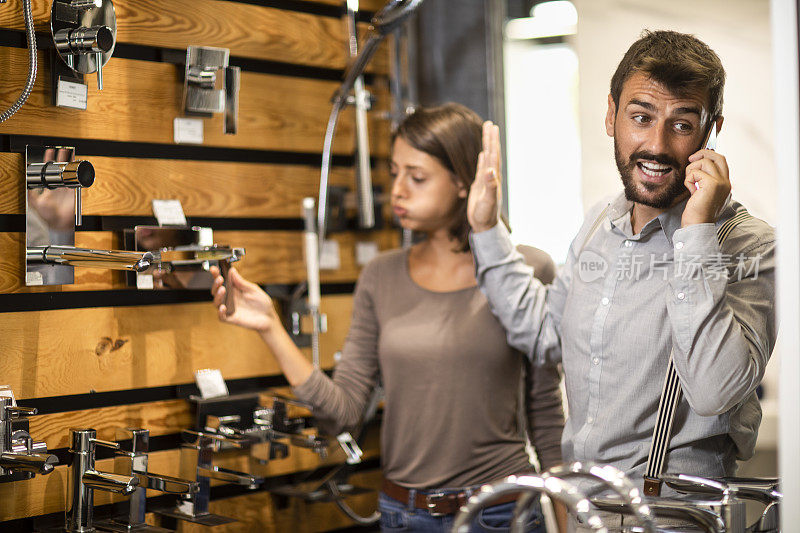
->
xmin=90 ymin=437 xmax=121 ymax=450
xmin=6 ymin=406 xmax=38 ymax=418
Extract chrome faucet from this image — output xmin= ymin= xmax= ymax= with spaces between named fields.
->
xmin=542 ymin=462 xmax=656 ymax=533
xmin=0 ymin=398 xmax=58 ymax=481
xmin=94 ymin=428 xmax=199 ymax=533
xmin=154 ymin=430 xmax=262 ymax=526
xmin=452 ymin=473 xmax=610 ymax=533
xmin=65 ymin=429 xmax=139 ymax=533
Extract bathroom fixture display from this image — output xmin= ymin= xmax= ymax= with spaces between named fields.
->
xmin=182 ymin=46 xmax=240 ymax=135
xmin=65 ymin=429 xmax=139 ymax=533
xmin=50 ymin=0 xmax=117 ymax=105
xmin=125 ymin=225 xmax=244 ymax=292
xmin=0 ymin=397 xmax=58 ymax=483
xmin=452 ymin=473 xmax=609 ymax=533
xmin=94 ymin=428 xmax=199 ymax=533
xmin=0 ymin=0 xmax=36 ymax=122
xmin=154 ymin=430 xmax=261 ymax=526
xmin=318 ymin=0 xmax=423 ymax=241
xmin=25 ymin=145 xmax=154 ymax=286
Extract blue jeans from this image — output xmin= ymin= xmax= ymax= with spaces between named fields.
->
xmin=378 ymin=490 xmax=545 ymax=532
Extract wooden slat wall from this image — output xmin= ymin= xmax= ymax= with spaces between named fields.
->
xmin=0 ymin=1 xmax=394 ymax=530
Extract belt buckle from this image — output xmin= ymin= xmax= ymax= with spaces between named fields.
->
xmin=425 ymin=491 xmax=448 ymax=517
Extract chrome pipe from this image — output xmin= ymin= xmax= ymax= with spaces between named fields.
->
xmin=54 ymin=25 xmax=114 ymax=55
xmin=303 ymin=197 xmax=322 ymax=368
xmin=26 ymin=160 xmax=95 ymax=189
xmin=345 ymin=1 xmax=375 ymax=229
xmin=28 ymin=246 xmax=153 ymax=272
xmin=82 ymin=470 xmax=139 ymax=494
xmin=197 ymin=465 xmax=261 ymax=488
xmin=452 ymin=474 xmax=608 ymax=533
xmin=0 ymin=452 xmax=57 ymax=475
xmin=135 ymin=471 xmax=199 ymax=494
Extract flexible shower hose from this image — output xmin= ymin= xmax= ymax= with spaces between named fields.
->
xmin=0 ymin=0 xmax=37 ymax=123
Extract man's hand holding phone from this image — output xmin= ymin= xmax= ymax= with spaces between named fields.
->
xmin=682 ymin=118 xmax=732 ymax=227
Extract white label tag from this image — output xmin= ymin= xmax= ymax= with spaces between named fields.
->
xmin=56 ymin=79 xmax=88 ymax=110
xmin=195 ymin=369 xmax=229 ymax=399
xmin=152 ymin=199 xmax=187 ymax=226
xmin=174 ymin=117 xmax=204 ymax=144
xmin=319 ymin=239 xmax=341 ymax=270
xmin=25 ymin=271 xmax=43 ymax=286
xmin=136 ymin=273 xmax=154 ymax=290
xmin=355 ymin=241 xmax=379 ymax=266
xmin=0 ymin=386 xmax=16 ymax=406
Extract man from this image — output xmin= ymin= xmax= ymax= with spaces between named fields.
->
xmin=467 ymin=30 xmax=776 ymax=526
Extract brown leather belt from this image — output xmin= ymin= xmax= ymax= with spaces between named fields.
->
xmin=381 ymin=479 xmax=523 ymax=516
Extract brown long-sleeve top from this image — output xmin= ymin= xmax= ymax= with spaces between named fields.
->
xmin=293 ymin=249 xmax=564 ymax=489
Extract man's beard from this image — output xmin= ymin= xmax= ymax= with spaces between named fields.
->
xmin=614 ymin=138 xmax=687 ymax=209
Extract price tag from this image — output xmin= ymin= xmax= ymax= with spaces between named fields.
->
xmin=136 ymin=273 xmax=154 ymax=290
xmin=195 ymin=369 xmax=229 ymax=399
xmin=152 ymin=199 xmax=187 ymax=226
xmin=0 ymin=385 xmax=16 ymax=406
xmin=25 ymin=271 xmax=43 ymax=286
xmin=355 ymin=241 xmax=379 ymax=266
xmin=56 ymin=79 xmax=88 ymax=110
xmin=174 ymin=117 xmax=204 ymax=145
xmin=319 ymin=239 xmax=341 ymax=270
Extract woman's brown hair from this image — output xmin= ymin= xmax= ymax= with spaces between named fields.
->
xmin=392 ymin=103 xmax=483 ymax=252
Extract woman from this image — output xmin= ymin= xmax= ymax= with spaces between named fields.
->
xmin=210 ymin=103 xmax=564 ymax=532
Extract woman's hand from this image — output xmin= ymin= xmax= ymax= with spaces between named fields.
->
xmin=210 ymin=266 xmax=280 ymax=334
xmin=467 ymin=121 xmax=503 ymax=233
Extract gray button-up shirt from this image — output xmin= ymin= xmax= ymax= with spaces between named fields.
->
xmin=471 ymin=192 xmax=776 ymax=482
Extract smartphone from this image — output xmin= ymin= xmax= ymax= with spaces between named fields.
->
xmin=701 ymin=119 xmax=719 ymax=151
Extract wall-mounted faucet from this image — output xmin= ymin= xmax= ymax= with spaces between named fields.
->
xmin=182 ymin=46 xmax=240 ymax=135
xmin=65 ymin=429 xmax=139 ymax=533
xmin=50 ymin=0 xmax=117 ymax=105
xmin=25 ymin=145 xmax=154 ymax=286
xmin=154 ymin=430 xmax=262 ymax=526
xmin=95 ymin=428 xmax=199 ymax=533
xmin=0 ymin=398 xmax=58 ymax=482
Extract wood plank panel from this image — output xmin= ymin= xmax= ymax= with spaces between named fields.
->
xmin=0 ymin=426 xmax=380 ymax=522
xmin=0 ymin=228 xmax=397 ymax=293
xmin=0 ymin=48 xmax=392 ymax=155
xmin=0 ymin=153 xmax=391 ymax=217
xmin=0 ymin=293 xmax=356 ymax=400
xmin=26 ymin=295 xmax=351 ymax=451
xmin=0 ymin=0 xmax=389 ymax=73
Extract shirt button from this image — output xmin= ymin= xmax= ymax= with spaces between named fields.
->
xmin=675 ymin=241 xmax=684 ymax=250
xmin=592 ymin=357 xmax=599 ymax=365
xmin=677 ymin=292 xmax=686 ymax=300
xmin=624 ymin=240 xmax=633 ymax=247
xmin=601 ymin=297 xmax=610 ymax=305
xmin=587 ymin=417 xmax=594 ymax=424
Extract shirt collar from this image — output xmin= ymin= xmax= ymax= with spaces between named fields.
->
xmin=604 ymin=191 xmax=688 ymax=244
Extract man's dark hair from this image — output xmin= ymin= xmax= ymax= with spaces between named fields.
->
xmin=610 ymin=30 xmax=726 ymax=120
